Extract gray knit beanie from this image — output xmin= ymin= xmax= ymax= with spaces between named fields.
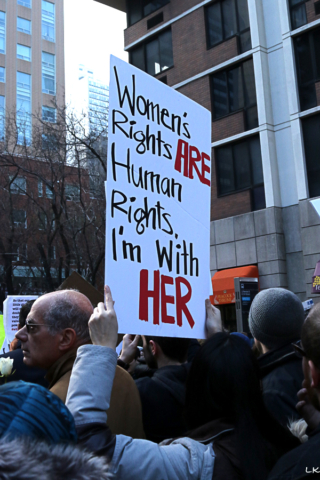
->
xmin=249 ymin=288 xmax=304 ymax=350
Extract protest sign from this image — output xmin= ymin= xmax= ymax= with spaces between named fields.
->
xmin=3 ymin=295 xmax=38 ymax=344
xmin=105 ymin=56 xmax=211 ymax=339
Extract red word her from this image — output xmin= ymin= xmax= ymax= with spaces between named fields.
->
xmin=139 ymin=269 xmax=195 ymax=328
xmin=174 ymin=139 xmax=210 ymax=186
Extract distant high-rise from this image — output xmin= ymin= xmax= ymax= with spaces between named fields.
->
xmin=78 ymin=64 xmax=109 ymax=135
xmin=2 ymin=0 xmax=65 ymax=142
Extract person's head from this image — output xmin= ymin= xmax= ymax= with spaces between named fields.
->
xmin=16 ymin=290 xmax=93 ymax=369
xmin=0 ymin=438 xmax=110 ymax=480
xmin=249 ymin=288 xmax=304 ymax=352
xmin=0 ymin=381 xmax=77 ymax=443
xmin=300 ymin=303 xmax=320 ymax=406
xmin=142 ymin=335 xmax=190 ymax=369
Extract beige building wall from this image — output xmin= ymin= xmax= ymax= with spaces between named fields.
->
xmin=0 ymin=0 xmax=64 ymax=134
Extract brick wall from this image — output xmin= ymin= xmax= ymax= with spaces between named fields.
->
xmin=306 ymin=0 xmax=320 ymax=24
xmin=125 ymin=0 xmax=253 ymax=222
xmin=210 ymin=148 xmax=252 ymax=221
xmin=124 ymin=0 xmax=202 ymax=46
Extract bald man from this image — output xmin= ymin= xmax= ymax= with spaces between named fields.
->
xmin=16 ymin=290 xmax=145 ymax=439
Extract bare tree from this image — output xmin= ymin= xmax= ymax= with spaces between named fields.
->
xmin=0 ymin=104 xmax=107 ymax=307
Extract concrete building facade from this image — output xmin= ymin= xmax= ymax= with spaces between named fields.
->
xmin=97 ymin=0 xmax=320 ymax=311
xmin=0 ymin=0 xmax=64 ymax=141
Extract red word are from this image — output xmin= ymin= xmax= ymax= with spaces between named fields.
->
xmin=174 ymin=139 xmax=211 ymax=186
xmin=139 ymin=269 xmax=195 ymax=328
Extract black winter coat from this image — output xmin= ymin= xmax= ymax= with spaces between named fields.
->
xmin=135 ymin=363 xmax=190 ymax=442
xmin=259 ymin=342 xmax=304 ymax=427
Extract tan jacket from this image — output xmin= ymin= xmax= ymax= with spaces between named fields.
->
xmin=46 ymin=349 xmax=145 ymax=439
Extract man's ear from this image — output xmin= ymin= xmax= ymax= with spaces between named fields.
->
xmin=308 ymin=360 xmax=320 ymax=388
xmin=149 ymin=340 xmax=157 ymax=357
xmin=58 ymin=328 xmax=77 ymax=352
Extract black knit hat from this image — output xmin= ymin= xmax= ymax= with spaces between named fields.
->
xmin=249 ymin=288 xmax=304 ymax=350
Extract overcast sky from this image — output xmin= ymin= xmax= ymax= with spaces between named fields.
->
xmin=64 ymin=0 xmax=128 ymax=103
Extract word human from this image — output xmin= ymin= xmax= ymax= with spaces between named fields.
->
xmin=114 ymin=66 xmax=191 ymax=139
xmin=139 ymin=269 xmax=195 ymax=328
xmin=111 ymin=143 xmax=182 ymax=202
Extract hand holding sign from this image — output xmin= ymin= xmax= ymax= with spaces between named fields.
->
xmin=88 ymin=286 xmax=118 ymax=349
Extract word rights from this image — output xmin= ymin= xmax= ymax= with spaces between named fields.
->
xmin=105 ymin=56 xmax=211 ymax=339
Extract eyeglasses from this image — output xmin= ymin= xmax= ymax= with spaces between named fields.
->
xmin=25 ymin=322 xmax=50 ymax=334
xmin=291 ymin=340 xmax=306 ymax=359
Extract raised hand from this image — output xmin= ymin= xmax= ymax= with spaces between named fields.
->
xmin=119 ymin=334 xmax=140 ymax=364
xmin=205 ymin=299 xmax=223 ymax=338
xmin=88 ymin=285 xmax=118 ymax=349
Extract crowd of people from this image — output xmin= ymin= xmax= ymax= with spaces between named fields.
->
xmin=0 ymin=284 xmax=319 ymax=479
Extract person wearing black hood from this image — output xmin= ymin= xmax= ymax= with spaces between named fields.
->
xmin=120 ymin=334 xmax=190 ymax=443
xmin=249 ymin=288 xmax=305 ymax=428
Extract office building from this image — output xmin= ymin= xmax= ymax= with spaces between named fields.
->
xmin=0 ymin=0 xmax=64 ymax=142
xmin=97 ymin=0 xmax=320 ymax=324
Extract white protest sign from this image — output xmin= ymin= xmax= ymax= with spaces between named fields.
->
xmin=4 ymin=295 xmax=38 ymax=343
xmin=106 ymin=56 xmax=211 ymax=339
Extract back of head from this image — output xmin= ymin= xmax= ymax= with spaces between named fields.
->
xmin=0 ymin=381 xmax=77 ymax=443
xmin=301 ymin=303 xmax=320 ymax=369
xmin=43 ymin=290 xmax=92 ymax=340
xmin=249 ymin=288 xmax=304 ymax=350
xmin=0 ymin=438 xmax=110 ymax=480
xmin=19 ymin=300 xmax=35 ymax=329
xmin=145 ymin=336 xmax=190 ymax=363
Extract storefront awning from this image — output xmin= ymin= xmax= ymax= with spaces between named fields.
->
xmin=210 ymin=265 xmax=259 ymax=305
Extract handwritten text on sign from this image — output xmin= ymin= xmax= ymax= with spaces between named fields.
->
xmin=106 ymin=56 xmax=211 ymax=338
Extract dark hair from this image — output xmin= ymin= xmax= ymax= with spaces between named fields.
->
xmin=301 ymin=303 xmax=320 ymax=369
xmin=185 ymin=333 xmax=298 ymax=480
xmin=144 ymin=336 xmax=190 ymax=363
xmin=19 ymin=300 xmax=35 ymax=329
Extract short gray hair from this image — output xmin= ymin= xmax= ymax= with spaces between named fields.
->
xmin=43 ymin=291 xmax=92 ymax=339
xmin=0 ymin=437 xmax=111 ymax=480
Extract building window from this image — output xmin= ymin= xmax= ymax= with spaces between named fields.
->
xmin=65 ymin=184 xmax=80 ymax=202
xmin=17 ymin=17 xmax=31 ymax=34
xmin=49 ymin=245 xmax=56 ymax=260
xmin=45 ymin=184 xmax=53 ymax=198
xmin=130 ymin=29 xmax=173 ymax=76
xmin=38 ymin=212 xmax=47 ymax=230
xmin=42 ymin=106 xmax=56 ymax=122
xmin=10 ymin=176 xmax=26 ymax=195
xmin=205 ymin=0 xmax=251 ymax=53
xmin=12 ymin=243 xmax=27 ymax=262
xmin=16 ymin=71 xmax=31 ymax=145
xmin=211 ymin=58 xmax=258 ymax=130
xmin=13 ymin=209 xmax=27 ymax=228
xmin=290 ymin=0 xmax=308 ymax=30
xmin=17 ymin=44 xmax=31 ymax=61
xmin=42 ymin=52 xmax=55 ymax=95
xmin=302 ymin=113 xmax=320 ymax=198
xmin=215 ymin=135 xmax=265 ymax=211
xmin=0 ymin=95 xmax=4 ymax=140
xmin=38 ymin=179 xmax=43 ymax=197
xmin=128 ymin=0 xmax=170 ymax=26
xmin=0 ymin=12 xmax=6 ymax=55
xmin=42 ymin=1 xmax=55 ymax=42
xmin=294 ymin=26 xmax=320 ymax=112
xmin=0 ymin=67 xmax=5 ymax=83
xmin=18 ymin=0 xmax=31 ymax=7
